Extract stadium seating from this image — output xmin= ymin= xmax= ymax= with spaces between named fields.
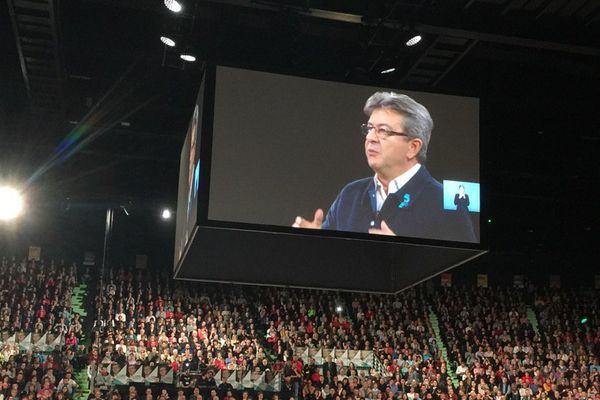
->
xmin=0 ymin=255 xmax=598 ymax=400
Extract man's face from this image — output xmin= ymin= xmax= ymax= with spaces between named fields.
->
xmin=364 ymin=108 xmax=419 ymax=179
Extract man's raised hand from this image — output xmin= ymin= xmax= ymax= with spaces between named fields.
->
xmin=292 ymin=208 xmax=324 ymax=229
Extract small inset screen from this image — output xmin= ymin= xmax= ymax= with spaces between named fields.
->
xmin=443 ymin=180 xmax=481 ymax=213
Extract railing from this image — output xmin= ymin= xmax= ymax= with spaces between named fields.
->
xmin=180 ymin=368 xmax=282 ymax=391
xmin=0 ymin=331 xmax=67 ymax=353
xmin=294 ymin=347 xmax=375 ymax=369
xmin=371 ymin=352 xmax=386 ymax=376
xmin=94 ymin=363 xmax=176 ymax=386
xmin=92 ymin=364 xmax=282 ymax=392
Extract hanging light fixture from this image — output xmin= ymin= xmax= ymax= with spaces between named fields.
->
xmin=164 ymin=0 xmax=182 ymax=13
xmin=405 ymin=34 xmax=422 ymax=47
xmin=160 ymin=36 xmax=176 ymax=47
xmin=180 ymin=54 xmax=196 ymax=62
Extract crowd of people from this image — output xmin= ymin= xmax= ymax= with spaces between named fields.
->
xmin=90 ymin=268 xmax=271 ymax=387
xmin=433 ymin=286 xmax=599 ymax=399
xmin=532 ymin=289 xmax=598 ymax=398
xmin=0 ymin=254 xmax=598 ymax=400
xmin=88 ymin=266 xmax=598 ymax=400
xmin=0 ymin=256 xmax=83 ymax=400
xmin=0 ymin=257 xmax=80 ymax=339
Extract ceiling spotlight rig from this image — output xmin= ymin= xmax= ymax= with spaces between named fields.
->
xmin=160 ymin=36 xmax=176 ymax=47
xmin=159 ymin=28 xmax=197 ymax=68
xmin=405 ymin=33 xmax=422 ymax=47
xmin=180 ymin=53 xmax=196 ymax=62
xmin=164 ymin=0 xmax=182 ymax=13
xmin=159 ymin=9 xmax=198 ymax=69
xmin=161 ymin=43 xmax=197 ymax=69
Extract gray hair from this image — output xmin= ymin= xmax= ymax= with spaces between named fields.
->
xmin=363 ymin=92 xmax=433 ymax=163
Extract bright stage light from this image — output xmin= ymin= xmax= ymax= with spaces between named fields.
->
xmin=180 ymin=54 xmax=196 ymax=62
xmin=406 ymin=34 xmax=422 ymax=47
xmin=160 ymin=36 xmax=176 ymax=47
xmin=0 ymin=187 xmax=24 ymax=221
xmin=164 ymin=0 xmax=182 ymax=13
xmin=161 ymin=209 xmax=172 ymax=220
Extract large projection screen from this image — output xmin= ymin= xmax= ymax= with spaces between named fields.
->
xmin=174 ymin=79 xmax=204 ymax=268
xmin=207 ymin=66 xmax=480 ymax=244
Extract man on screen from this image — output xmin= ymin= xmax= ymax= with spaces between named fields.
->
xmin=293 ymin=92 xmax=476 ymax=242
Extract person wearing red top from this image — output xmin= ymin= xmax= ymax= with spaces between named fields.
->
xmin=495 ymin=366 xmax=507 ymax=380
xmin=154 ymin=297 xmax=165 ymax=309
xmin=387 ymin=361 xmax=398 ymax=374
xmin=385 ymin=343 xmax=394 ymax=355
xmin=341 ymin=320 xmax=352 ymax=331
xmin=35 ymin=306 xmax=46 ymax=319
xmin=294 ymin=357 xmax=303 ymax=375
xmin=43 ymin=355 xmax=58 ymax=371
xmin=214 ymin=355 xmax=226 ymax=370
xmin=310 ymin=370 xmax=321 ymax=383
xmin=332 ymin=317 xmax=341 ymax=329
xmin=147 ymin=335 xmax=158 ymax=349
xmin=198 ymin=323 xmax=207 ymax=340
xmin=174 ymin=305 xmax=184 ymax=321
xmin=65 ymin=332 xmax=78 ymax=349
xmin=37 ymin=380 xmax=54 ymax=400
xmin=521 ymin=372 xmax=533 ymax=385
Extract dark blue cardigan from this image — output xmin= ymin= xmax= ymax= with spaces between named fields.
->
xmin=322 ymin=166 xmax=477 ymax=243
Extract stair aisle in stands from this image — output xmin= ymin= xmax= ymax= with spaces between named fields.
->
xmin=428 ymin=307 xmax=459 ymax=388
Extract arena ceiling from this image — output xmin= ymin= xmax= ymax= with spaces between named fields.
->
xmin=0 ymin=0 xmax=599 ymax=264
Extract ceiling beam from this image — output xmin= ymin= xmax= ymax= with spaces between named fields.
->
xmin=7 ymin=0 xmax=65 ymax=114
xmin=204 ymin=0 xmax=600 ymax=58
xmin=414 ymin=23 xmax=600 ymax=57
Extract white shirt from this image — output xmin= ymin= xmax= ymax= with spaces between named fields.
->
xmin=456 ymin=365 xmax=468 ymax=376
xmin=373 ymin=163 xmax=421 ymax=211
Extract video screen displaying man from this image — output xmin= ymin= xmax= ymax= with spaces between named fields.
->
xmin=186 ymin=105 xmax=200 ymax=243
xmin=207 ymin=66 xmax=480 ymax=244
xmin=292 ymin=92 xmax=476 ymax=243
xmin=174 ymin=90 xmax=203 ymax=269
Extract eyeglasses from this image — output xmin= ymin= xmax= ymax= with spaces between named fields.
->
xmin=360 ymin=124 xmax=408 ymax=139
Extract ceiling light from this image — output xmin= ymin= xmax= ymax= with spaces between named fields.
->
xmin=406 ymin=34 xmax=422 ymax=47
xmin=380 ymin=68 xmax=396 ymax=74
xmin=164 ymin=0 xmax=182 ymax=13
xmin=161 ymin=209 xmax=172 ymax=220
xmin=0 ymin=187 xmax=24 ymax=221
xmin=160 ymin=36 xmax=176 ymax=47
xmin=180 ymin=54 xmax=196 ymax=62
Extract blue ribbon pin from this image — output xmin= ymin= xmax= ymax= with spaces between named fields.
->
xmin=398 ymin=193 xmax=411 ymax=208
